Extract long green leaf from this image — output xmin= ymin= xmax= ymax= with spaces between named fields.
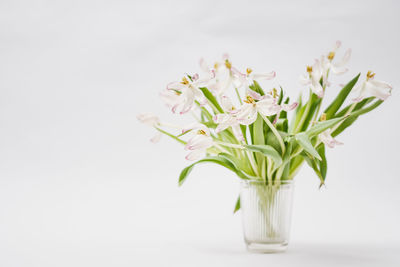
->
xmin=199 ymin=87 xmax=224 ymax=113
xmin=244 ymin=144 xmax=282 ymax=166
xmin=233 ymin=196 xmax=241 ymax=213
xmin=317 ymin=144 xmax=327 ymax=181
xmin=324 ymin=73 xmax=360 ymax=119
xmin=178 ymin=156 xmax=238 ymax=186
xmin=305 ymin=116 xmax=346 ymax=137
xmin=301 ymin=151 xmax=324 ymax=186
xmin=333 ymin=100 xmax=383 ymax=137
xmin=295 ymin=133 xmax=322 ymax=160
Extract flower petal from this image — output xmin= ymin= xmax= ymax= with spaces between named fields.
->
xmin=185 ymin=149 xmax=206 ymax=161
xmin=137 ymin=113 xmax=160 ymax=126
xmin=252 ymin=71 xmax=276 ymax=80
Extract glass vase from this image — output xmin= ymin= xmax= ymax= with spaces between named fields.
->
xmin=240 ymin=180 xmax=294 ymax=253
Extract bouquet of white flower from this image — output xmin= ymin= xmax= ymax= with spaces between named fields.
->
xmin=138 ymin=41 xmax=391 ymax=210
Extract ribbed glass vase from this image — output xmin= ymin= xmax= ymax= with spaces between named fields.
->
xmin=240 ymin=180 xmax=294 ymax=253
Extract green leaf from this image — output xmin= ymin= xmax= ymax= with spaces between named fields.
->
xmin=295 ymin=133 xmax=322 ymax=160
xmin=333 ymin=100 xmax=383 ymax=137
xmin=305 ymin=116 xmax=346 ymax=137
xmin=178 ymin=156 xmax=238 ymax=186
xmin=218 ymin=153 xmax=257 ymax=179
xmin=301 ymin=151 xmax=324 ymax=186
xmin=253 ymin=114 xmax=265 ymax=165
xmin=199 ymin=87 xmax=224 ymax=113
xmin=334 ymin=97 xmax=374 ymax=118
xmin=244 ymin=144 xmax=282 ymax=166
xmin=233 ymin=196 xmax=241 ymax=213
xmin=317 ymin=144 xmax=327 ymax=181
xmin=324 ymin=73 xmax=361 ymax=119
xmin=249 ymin=81 xmax=265 ymax=96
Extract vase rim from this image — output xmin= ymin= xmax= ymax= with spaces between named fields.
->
xmin=241 ymin=179 xmax=294 ymax=186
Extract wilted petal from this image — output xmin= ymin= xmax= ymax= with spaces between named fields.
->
xmin=299 ymin=74 xmax=311 ymax=85
xmin=257 ymin=98 xmax=281 ymax=116
xmin=185 ymin=149 xmax=206 ymax=161
xmin=213 ymin=113 xmax=231 ymax=124
xmin=366 ymin=80 xmax=392 ymax=100
xmin=282 ymin=102 xmax=298 ymax=111
xmin=319 ymin=129 xmax=343 ymax=148
xmin=185 ymin=134 xmax=213 ymax=151
xmin=137 ymin=113 xmax=160 ymax=126
xmin=150 ymin=132 xmax=162 ymax=143
xmin=246 ymin=88 xmax=263 ymax=101
xmin=236 ymin=104 xmax=258 ymax=125
xmin=220 ymin=95 xmax=235 ymax=112
xmin=166 ymin=81 xmax=185 ymax=90
xmin=252 ymin=71 xmax=276 ymax=80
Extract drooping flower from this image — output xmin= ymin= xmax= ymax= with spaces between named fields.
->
xmin=236 ymin=89 xmax=298 ymax=125
xmin=322 ymin=41 xmax=351 ymax=76
xmin=201 ymin=54 xmax=246 ymax=95
xmin=213 ymin=96 xmax=244 ymax=141
xmin=240 ymin=68 xmax=276 ymax=89
xmin=165 ymin=75 xmax=209 ymax=114
xmin=352 ymin=71 xmax=393 ymax=102
xmin=319 ymin=129 xmax=343 ymax=148
xmin=182 ymin=124 xmax=214 ymax=161
xmin=137 ymin=113 xmax=162 ymax=143
xmin=299 ymin=60 xmax=325 ymax=98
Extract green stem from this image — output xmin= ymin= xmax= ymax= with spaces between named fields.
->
xmin=155 ymin=127 xmax=187 ymax=145
xmin=294 ymin=90 xmax=313 ymax=133
xmin=261 ymin=115 xmax=286 ymax=154
xmin=235 ymin=87 xmax=243 ymax=105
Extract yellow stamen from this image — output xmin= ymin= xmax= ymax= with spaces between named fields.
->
xmin=246 ymin=68 xmax=253 ymax=76
xmin=320 ymin=113 xmax=327 ymax=121
xmin=197 ymin=129 xmax=206 ymax=135
xmin=327 ymin=51 xmax=335 ymax=61
xmin=181 ymin=77 xmax=189 ymax=85
xmin=214 ymin=62 xmax=219 ymax=69
xmin=244 ymin=95 xmax=255 ymax=104
xmin=225 ymin=59 xmax=232 ymax=69
xmin=272 ymin=88 xmax=278 ymax=98
xmin=306 ymin=66 xmax=313 ymax=73
xmin=366 ymin=70 xmax=375 ymax=80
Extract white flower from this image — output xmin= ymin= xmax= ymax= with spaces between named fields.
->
xmin=299 ymin=60 xmax=325 ymax=98
xmin=240 ymin=68 xmax=276 ymax=89
xmin=213 ymin=96 xmax=244 ymax=141
xmin=137 ymin=113 xmax=162 ymax=143
xmin=322 ymin=41 xmax=351 ymax=75
xmin=319 ymin=129 xmax=343 ymax=148
xmin=182 ymin=124 xmax=213 ymax=161
xmin=200 ymin=54 xmax=246 ymax=95
xmin=165 ymin=75 xmax=209 ymax=114
xmin=352 ymin=71 xmax=393 ymax=102
xmin=236 ymin=89 xmax=298 ymax=125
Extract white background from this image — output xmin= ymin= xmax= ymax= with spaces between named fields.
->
xmin=0 ymin=0 xmax=399 ymax=266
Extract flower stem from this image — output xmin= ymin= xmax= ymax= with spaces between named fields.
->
xmin=261 ymin=115 xmax=286 ymax=154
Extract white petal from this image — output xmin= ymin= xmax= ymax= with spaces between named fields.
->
xmin=365 ymin=80 xmax=392 ymax=100
xmin=282 ymin=102 xmax=298 ymax=111
xmin=185 ymin=149 xmax=206 ymax=161
xmin=299 ymin=74 xmax=311 ymax=85
xmin=256 ymin=99 xmax=281 ymax=116
xmin=319 ymin=130 xmax=343 ymax=148
xmin=166 ymin=81 xmax=185 ymax=90
xmin=137 ymin=113 xmax=160 ymax=126
xmin=150 ymin=132 xmax=162 ymax=143
xmin=236 ymin=104 xmax=257 ymax=125
xmin=185 ymin=135 xmax=213 ymax=150
xmin=213 ymin=113 xmax=231 ymax=124
xmin=220 ymin=95 xmax=234 ymax=111
xmin=246 ymin=88 xmax=263 ymax=101
xmin=252 ymin=71 xmax=276 ymax=80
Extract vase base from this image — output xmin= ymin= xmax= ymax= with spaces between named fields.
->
xmin=245 ymin=242 xmax=288 ymax=253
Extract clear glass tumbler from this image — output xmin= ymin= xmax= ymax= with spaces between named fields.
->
xmin=240 ymin=180 xmax=294 ymax=253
